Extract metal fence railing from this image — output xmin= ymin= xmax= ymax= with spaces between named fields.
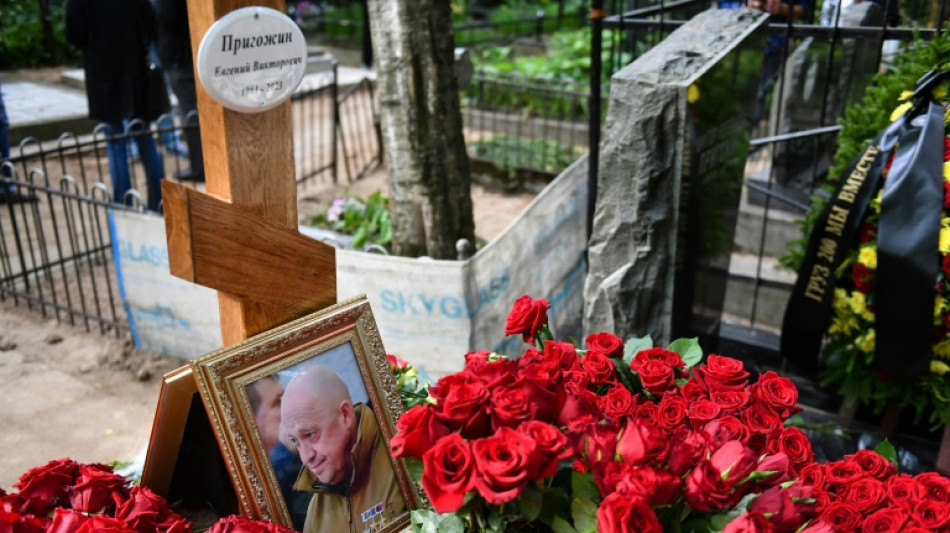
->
xmin=589 ymin=0 xmax=948 ymax=357
xmin=461 ymin=72 xmax=598 ymax=188
xmin=1 ymin=67 xmax=379 ymax=335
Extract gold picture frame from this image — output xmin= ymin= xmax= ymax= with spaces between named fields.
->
xmin=189 ymin=295 xmax=420 ymax=532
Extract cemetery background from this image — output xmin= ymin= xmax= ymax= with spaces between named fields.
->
xmin=0 ymin=0 xmax=950 ymax=498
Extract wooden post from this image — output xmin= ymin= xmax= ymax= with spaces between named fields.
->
xmin=165 ymin=0 xmax=336 ymax=344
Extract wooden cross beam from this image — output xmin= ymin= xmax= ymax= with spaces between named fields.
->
xmin=163 ymin=0 xmax=336 ymax=345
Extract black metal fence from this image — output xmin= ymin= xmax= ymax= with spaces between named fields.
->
xmin=590 ymin=0 xmax=948 ymax=356
xmin=461 ymin=71 xmax=598 ymax=188
xmin=1 ymin=67 xmax=380 ymax=335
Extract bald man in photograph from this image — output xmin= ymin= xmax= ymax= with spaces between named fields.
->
xmin=281 ymin=364 xmax=406 ymax=533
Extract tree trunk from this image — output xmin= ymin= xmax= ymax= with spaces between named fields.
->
xmin=37 ymin=0 xmax=58 ymax=64
xmin=366 ymin=0 xmax=476 ymax=259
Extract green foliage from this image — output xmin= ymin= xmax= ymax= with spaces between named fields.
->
xmin=874 ymin=439 xmax=898 ymax=469
xmin=781 ymin=30 xmax=950 ymax=271
xmin=306 ymin=191 xmax=392 ymax=251
xmin=470 ymin=135 xmax=584 ymax=178
xmin=668 ymin=337 xmax=703 ymax=368
xmin=0 ymin=0 xmax=78 ymax=69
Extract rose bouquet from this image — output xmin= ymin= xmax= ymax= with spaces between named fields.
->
xmin=0 ymin=458 xmax=294 ymax=533
xmin=390 ymin=295 xmax=833 ymax=532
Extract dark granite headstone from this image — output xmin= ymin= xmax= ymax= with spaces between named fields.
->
xmin=584 ymin=8 xmax=768 ymax=345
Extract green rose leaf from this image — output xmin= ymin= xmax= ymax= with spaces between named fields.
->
xmin=874 ymin=439 xmax=899 ymax=469
xmin=404 ymin=457 xmax=424 ymax=483
xmin=571 ymin=470 xmax=600 ymax=503
xmin=623 ymin=335 xmax=654 ymax=364
xmin=571 ymin=497 xmax=598 ymax=533
xmin=668 ymin=337 xmax=702 ymax=368
xmin=518 ymin=484 xmax=543 ymax=522
xmin=550 ymin=515 xmax=579 ymax=533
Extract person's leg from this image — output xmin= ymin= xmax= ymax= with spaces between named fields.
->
xmin=130 ymin=123 xmax=164 ymax=211
xmin=167 ymin=66 xmax=204 ymax=180
xmin=105 ymin=121 xmax=132 ymax=205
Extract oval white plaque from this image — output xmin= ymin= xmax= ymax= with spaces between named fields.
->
xmin=196 ymin=6 xmax=307 ymax=113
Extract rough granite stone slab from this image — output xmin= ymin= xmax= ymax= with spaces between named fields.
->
xmin=583 ymin=8 xmax=768 ymax=344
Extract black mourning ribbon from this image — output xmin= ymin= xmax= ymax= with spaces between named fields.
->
xmin=875 ymin=100 xmax=946 ymax=377
xmin=781 ymin=134 xmax=887 ymax=376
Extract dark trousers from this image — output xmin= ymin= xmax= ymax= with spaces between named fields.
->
xmin=166 ymin=66 xmax=204 ymax=178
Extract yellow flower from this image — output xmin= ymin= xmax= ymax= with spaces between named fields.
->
xmin=857 ymin=329 xmax=875 ymax=354
xmin=687 ymin=84 xmax=700 ymax=104
xmin=941 ymin=226 xmax=950 ymax=254
xmin=869 ymin=191 xmax=882 ymax=214
xmin=936 ymin=339 xmax=950 ymax=360
xmin=857 ymin=246 xmax=877 ymax=269
xmin=937 ymin=296 xmax=947 ymax=319
xmin=932 ymin=360 xmax=950 ymax=375
xmin=898 ymin=90 xmax=914 ymax=102
xmin=945 ymin=161 xmax=950 ymax=183
xmin=849 ymin=291 xmax=875 ymax=322
xmin=890 ymin=101 xmax=913 ymax=121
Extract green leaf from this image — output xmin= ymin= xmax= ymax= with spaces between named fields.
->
xmin=571 ymin=497 xmax=598 ymax=533
xmin=623 ymin=335 xmax=654 ymax=364
xmin=518 ymin=484 xmax=543 ymax=522
xmin=550 ymin=515 xmax=578 ymax=533
xmin=571 ymin=471 xmax=600 ymax=503
xmin=487 ymin=508 xmax=503 ymax=532
xmin=615 ymin=360 xmax=644 ymax=395
xmin=874 ymin=439 xmax=899 ymax=469
xmin=404 ymin=458 xmax=424 ymax=483
xmin=539 ymin=486 xmax=571 ymax=525
xmin=668 ymin=337 xmax=703 ymax=368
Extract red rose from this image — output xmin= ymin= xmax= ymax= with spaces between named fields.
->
xmin=722 ymin=512 xmax=777 ymax=533
xmin=468 ymin=358 xmax=513 ymax=389
xmin=489 ymin=387 xmax=534 ymax=430
xmin=517 ymin=420 xmax=570 ymax=481
xmin=597 ymin=492 xmax=662 ymax=533
xmin=709 ymin=440 xmax=757 ymax=485
xmin=595 ymin=461 xmax=640 ymax=500
xmin=585 ymin=332 xmax=623 ymax=358
xmin=556 ymin=381 xmax=600 ymax=427
xmin=13 ymin=457 xmax=78 ymax=504
xmin=911 ymin=498 xmax=950 ymax=529
xmin=0 ymin=493 xmax=47 ymax=517
xmin=205 ymin=515 xmax=295 ymax=533
xmin=46 ymin=508 xmax=89 ymax=533
xmin=543 ymin=340 xmax=579 ymax=370
xmin=851 ymin=263 xmax=873 ymax=294
xmin=859 ymin=507 xmax=907 ymax=533
xmin=704 ymin=415 xmax=750 ymax=446
xmin=943 ymin=254 xmax=950 ymax=280
xmin=0 ymin=510 xmax=46 ymax=533
xmin=74 ymin=516 xmax=137 ymax=533
xmin=582 ymin=351 xmax=616 ymax=385
xmin=944 ymin=181 xmax=950 ymax=209
xmin=435 ymin=381 xmax=490 ymax=438
xmin=158 ymin=517 xmax=193 ymax=533
xmin=630 ymin=359 xmax=676 ymax=395
xmin=884 ymin=474 xmax=918 ymax=508
xmin=772 ymin=427 xmax=814 ymax=465
xmin=742 ymin=402 xmax=783 ymax=435
xmin=686 ymin=398 xmax=721 ymax=427
xmin=684 ymin=460 xmax=739 ymax=512
xmin=113 ymin=486 xmax=181 ymax=533
xmin=710 ymin=389 xmax=750 ymax=413
xmin=681 ymin=379 xmax=708 ymax=402
xmin=472 ymin=427 xmax=537 ymax=504
xmin=390 ymin=404 xmax=452 ymax=460
xmin=656 ymin=393 xmax=687 ymax=431
xmin=427 ymin=371 xmax=475 ymax=404
xmin=819 ymin=502 xmax=863 ymax=531
xmin=574 ymin=421 xmax=621 ymax=471
xmin=68 ymin=464 xmax=130 ymax=513
xmin=668 ymin=427 xmax=711 ymax=477
xmin=752 ymin=371 xmax=800 ymax=418
xmin=632 ymin=401 xmax=658 ymax=426
xmin=420 ymin=433 xmax=476 ymax=513
xmin=840 ymin=477 xmax=886 ymax=512
xmin=463 ymin=350 xmax=492 ymax=369
xmin=599 ymin=385 xmax=636 ymax=421
xmin=504 ymin=295 xmax=549 ymax=343
xmin=915 ymin=472 xmax=950 ymax=502
xmin=800 ymin=463 xmax=827 ymax=491
xmin=563 ymin=368 xmax=591 ymax=389
xmin=845 ymin=450 xmax=895 ymax=481
xmin=755 ymin=453 xmax=795 ymax=488
xmin=513 ymin=375 xmax=562 ymax=424
xmin=626 ymin=467 xmax=681 ymax=506
xmin=386 ymin=353 xmax=409 ymax=370
xmin=616 ymin=418 xmax=667 ymax=467
xmin=798 ymin=520 xmax=835 ymax=533
xmin=825 ymin=460 xmax=867 ymax=488
xmin=697 ymin=355 xmax=749 ymax=390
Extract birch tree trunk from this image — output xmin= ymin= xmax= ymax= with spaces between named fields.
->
xmin=366 ymin=0 xmax=476 ymax=259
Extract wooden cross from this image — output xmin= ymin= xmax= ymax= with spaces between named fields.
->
xmin=162 ymin=0 xmax=336 ymax=345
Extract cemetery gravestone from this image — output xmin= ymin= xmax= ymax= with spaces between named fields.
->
xmin=584 ymin=8 xmax=768 ymax=346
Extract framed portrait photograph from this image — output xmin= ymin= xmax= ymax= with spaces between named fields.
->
xmin=190 ymin=295 xmax=421 ymax=532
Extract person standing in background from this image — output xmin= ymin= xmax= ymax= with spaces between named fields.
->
xmin=153 ymin=0 xmax=204 ymax=182
xmin=65 ymin=0 xmax=165 ymax=211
